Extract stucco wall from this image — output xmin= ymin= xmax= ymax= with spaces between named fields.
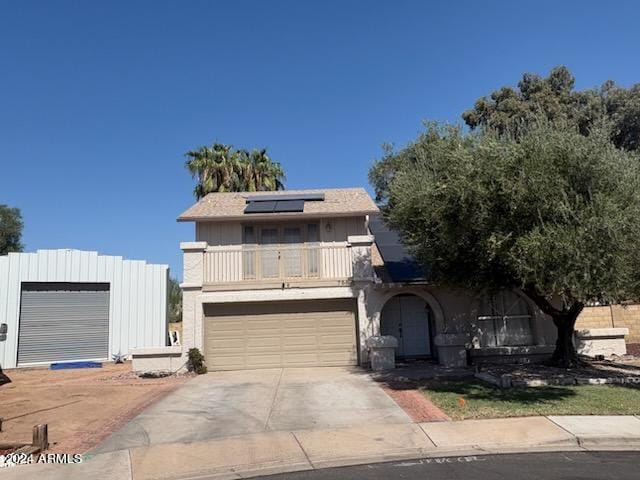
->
xmin=196 ymin=222 xmax=242 ymax=246
xmin=182 ymin=281 xmax=560 ymax=368
xmin=320 ymin=217 xmax=367 ymax=242
xmin=576 ymin=305 xmax=640 ymax=344
xmin=181 ymin=285 xmax=369 ymax=363
xmin=194 ymin=216 xmax=367 ymax=246
xmin=366 ymin=285 xmax=557 ymax=353
xmin=181 ymin=231 xmax=561 ymax=367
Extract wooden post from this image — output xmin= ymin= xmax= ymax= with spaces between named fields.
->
xmin=32 ymin=424 xmax=48 ymax=451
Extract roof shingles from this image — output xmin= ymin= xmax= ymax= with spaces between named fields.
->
xmin=178 ymin=188 xmax=379 ymax=221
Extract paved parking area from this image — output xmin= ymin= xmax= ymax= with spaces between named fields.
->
xmin=94 ymin=367 xmax=411 ymax=453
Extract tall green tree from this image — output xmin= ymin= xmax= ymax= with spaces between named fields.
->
xmin=0 ymin=205 xmax=24 ymax=255
xmin=462 ymin=66 xmax=640 ymax=151
xmin=370 ymin=120 xmax=640 ymax=367
xmin=185 ymin=143 xmax=285 ymax=199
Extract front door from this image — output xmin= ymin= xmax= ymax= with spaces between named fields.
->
xmin=380 ymin=295 xmax=431 ymax=357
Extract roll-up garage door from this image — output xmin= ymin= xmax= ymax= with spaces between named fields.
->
xmin=203 ymin=299 xmax=358 ymax=370
xmin=17 ymin=282 xmax=110 ymax=365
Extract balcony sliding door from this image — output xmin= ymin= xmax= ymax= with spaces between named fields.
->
xmin=260 ymin=227 xmax=280 ymax=278
xmin=241 ymin=223 xmax=320 ymax=281
xmin=282 ymin=227 xmax=303 ymax=277
xmin=306 ymin=223 xmax=320 ymax=277
xmin=243 ymin=226 xmax=257 ymax=279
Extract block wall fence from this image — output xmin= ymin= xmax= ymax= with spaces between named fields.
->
xmin=576 ymin=305 xmax=640 ymax=344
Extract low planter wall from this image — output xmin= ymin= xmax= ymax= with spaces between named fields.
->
xmin=130 ymin=346 xmax=185 ymax=375
xmin=434 ymin=333 xmax=470 ymax=367
xmin=469 ymin=345 xmax=555 ymax=365
xmin=575 ymin=328 xmax=628 ymax=358
xmin=366 ymin=335 xmax=398 ymax=371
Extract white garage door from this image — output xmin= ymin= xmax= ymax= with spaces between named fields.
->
xmin=203 ymin=299 xmax=358 ymax=370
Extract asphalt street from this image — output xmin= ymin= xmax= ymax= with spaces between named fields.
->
xmin=256 ymin=451 xmax=640 ymax=480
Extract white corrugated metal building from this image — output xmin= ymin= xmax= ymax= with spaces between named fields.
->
xmin=0 ymin=249 xmax=169 ymax=369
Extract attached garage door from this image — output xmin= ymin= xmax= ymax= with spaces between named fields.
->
xmin=203 ymin=299 xmax=358 ymax=370
xmin=17 ymin=282 xmax=110 ymax=366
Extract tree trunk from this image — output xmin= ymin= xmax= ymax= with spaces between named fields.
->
xmin=549 ymin=311 xmax=580 ymax=368
xmin=522 ymin=285 xmax=584 ymax=368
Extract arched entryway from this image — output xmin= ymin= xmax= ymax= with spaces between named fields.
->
xmin=380 ymin=294 xmax=433 ymax=358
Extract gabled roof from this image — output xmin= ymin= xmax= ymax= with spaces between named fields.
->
xmin=178 ymin=188 xmax=379 ymax=222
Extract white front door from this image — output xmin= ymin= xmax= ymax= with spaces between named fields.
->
xmin=380 ymin=295 xmax=431 ymax=357
xmin=399 ymin=295 xmax=431 ymax=356
xmin=380 ymin=297 xmax=404 ymax=356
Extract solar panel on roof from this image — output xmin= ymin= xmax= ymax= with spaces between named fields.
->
xmin=245 ymin=193 xmax=325 ymax=203
xmin=244 ymin=201 xmax=277 ymax=213
xmin=273 ymin=199 xmax=304 ymax=212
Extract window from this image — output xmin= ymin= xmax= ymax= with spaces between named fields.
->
xmin=241 ymin=223 xmax=320 ymax=279
xmin=243 ymin=226 xmax=256 ymax=244
xmin=476 ymin=290 xmax=533 ymax=347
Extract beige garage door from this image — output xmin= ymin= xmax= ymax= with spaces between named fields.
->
xmin=203 ymin=299 xmax=358 ymax=370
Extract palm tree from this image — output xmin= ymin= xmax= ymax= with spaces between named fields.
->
xmin=233 ymin=149 xmax=286 ymax=192
xmin=185 ymin=143 xmax=285 ymax=199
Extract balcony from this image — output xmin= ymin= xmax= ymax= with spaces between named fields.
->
xmin=203 ymin=243 xmax=354 ymax=288
xmin=180 ymin=236 xmax=374 ymax=291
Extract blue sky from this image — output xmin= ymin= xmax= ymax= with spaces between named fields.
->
xmin=2 ymin=1 xmax=640 ymax=279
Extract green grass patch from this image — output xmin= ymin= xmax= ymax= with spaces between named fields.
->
xmin=420 ymin=380 xmax=640 ymax=420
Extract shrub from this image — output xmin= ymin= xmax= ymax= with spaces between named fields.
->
xmin=187 ymin=348 xmax=207 ymax=374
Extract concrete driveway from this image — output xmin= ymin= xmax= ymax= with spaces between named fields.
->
xmin=94 ymin=367 xmax=410 ymax=453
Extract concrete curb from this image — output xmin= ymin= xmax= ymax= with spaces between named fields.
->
xmin=575 ymin=436 xmax=640 ymax=448
xmin=152 ymin=441 xmax=640 ymax=480
xmin=3 ymin=418 xmax=640 ymax=480
xmin=2 ymin=439 xmax=639 ymax=480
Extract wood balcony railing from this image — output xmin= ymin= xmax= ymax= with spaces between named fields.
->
xmin=203 ymin=243 xmax=353 ymax=284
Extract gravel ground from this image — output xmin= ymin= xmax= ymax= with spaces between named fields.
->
xmin=0 ymin=363 xmax=192 ymax=453
xmin=478 ymin=358 xmax=640 ymax=383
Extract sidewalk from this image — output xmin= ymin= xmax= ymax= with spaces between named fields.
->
xmin=3 ymin=415 xmax=640 ymax=480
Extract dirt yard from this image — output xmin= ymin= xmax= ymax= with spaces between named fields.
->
xmin=0 ymin=363 xmax=190 ymax=453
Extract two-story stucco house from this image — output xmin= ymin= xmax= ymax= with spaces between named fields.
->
xmin=178 ymin=188 xmax=557 ymax=371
